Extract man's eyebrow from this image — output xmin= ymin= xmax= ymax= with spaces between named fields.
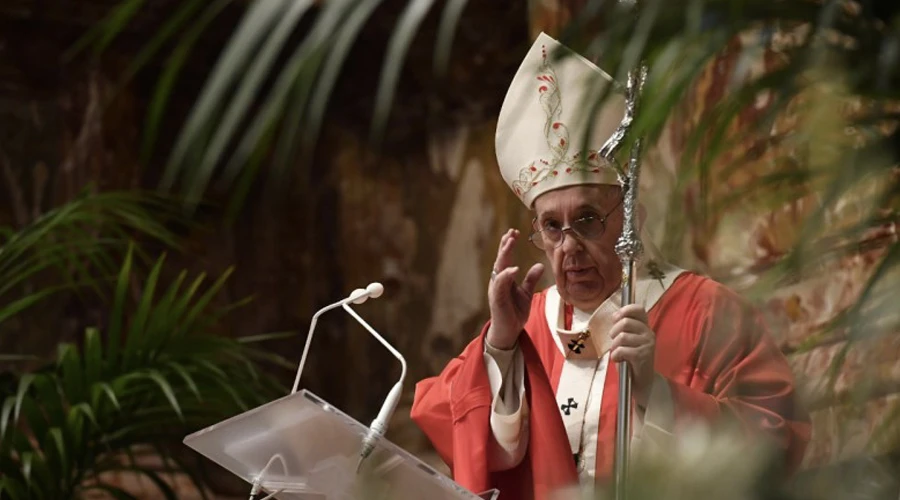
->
xmin=537 ymin=203 xmax=602 ymax=221
xmin=536 ymin=210 xmax=556 ymax=221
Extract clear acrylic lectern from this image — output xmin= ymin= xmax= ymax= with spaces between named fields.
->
xmin=183 ymin=389 xmax=499 ymax=500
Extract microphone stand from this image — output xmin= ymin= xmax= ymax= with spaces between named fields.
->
xmin=342 ymin=303 xmax=407 ymax=470
xmin=287 ymin=282 xmax=407 ymax=473
xmin=291 ymin=283 xmax=383 ymax=394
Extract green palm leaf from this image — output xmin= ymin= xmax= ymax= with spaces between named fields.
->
xmin=83 ymin=328 xmax=104 ymax=388
xmin=91 ymin=382 xmax=122 ymax=413
xmin=122 ymin=253 xmax=166 ymax=370
xmin=0 ymin=476 xmax=29 ymax=500
xmin=219 ymin=0 xmax=355 ymax=193
xmin=65 ymin=0 xmax=147 ymax=58
xmin=166 ymin=362 xmax=202 ymax=401
xmin=0 ymin=191 xmax=182 ymax=331
xmin=285 ymin=0 xmax=385 ymax=180
xmin=0 ymin=397 xmax=15 ymax=444
xmin=180 ymin=0 xmax=316 ymax=208
xmin=80 ymin=0 xmax=479 ymax=212
xmin=433 ymin=0 xmax=471 ymax=77
xmin=142 ymin=0 xmax=234 ymax=163
xmin=160 ymin=0 xmax=294 ymax=191
xmin=58 ymin=344 xmax=85 ymax=405
xmin=106 ymin=242 xmax=134 ymax=365
xmin=1 ymin=251 xmax=285 ymax=498
xmin=12 ymin=373 xmax=35 ymax=423
xmin=0 ymin=289 xmax=61 ymax=327
xmin=369 ymin=0 xmax=438 ymax=147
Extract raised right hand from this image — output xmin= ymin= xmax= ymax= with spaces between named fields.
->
xmin=486 ymin=229 xmax=544 ymax=350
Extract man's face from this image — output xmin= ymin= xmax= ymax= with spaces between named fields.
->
xmin=532 ymin=185 xmax=624 ymax=311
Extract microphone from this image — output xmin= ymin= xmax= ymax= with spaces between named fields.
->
xmin=291 ymin=282 xmax=386 ymax=394
xmin=341 ymin=298 xmax=406 ymax=472
xmin=288 ymin=281 xmax=406 ymax=471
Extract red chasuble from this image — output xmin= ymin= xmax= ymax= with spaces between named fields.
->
xmin=411 ymin=272 xmax=811 ymax=500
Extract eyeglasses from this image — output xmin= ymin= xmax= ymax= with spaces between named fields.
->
xmin=528 ymin=198 xmax=623 ymax=251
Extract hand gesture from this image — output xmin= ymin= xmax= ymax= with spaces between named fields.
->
xmin=486 ymin=229 xmax=544 ymax=350
xmin=610 ymin=304 xmax=656 ymax=408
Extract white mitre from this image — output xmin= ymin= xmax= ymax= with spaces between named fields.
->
xmin=495 ymin=32 xmax=626 ymax=208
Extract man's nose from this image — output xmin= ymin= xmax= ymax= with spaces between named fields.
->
xmin=559 ymin=229 xmax=583 ymax=253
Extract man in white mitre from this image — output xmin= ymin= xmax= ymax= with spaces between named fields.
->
xmin=411 ymin=32 xmax=810 ymax=499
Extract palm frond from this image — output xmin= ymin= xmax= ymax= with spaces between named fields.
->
xmin=288 ymin=0 xmax=386 ymax=180
xmin=79 ymin=0 xmax=482 ymax=212
xmin=369 ymin=0 xmax=439 ymax=148
xmin=433 ymin=0 xmax=471 ymax=78
xmin=141 ymin=0 xmax=234 ymax=163
xmin=0 ymin=190 xmax=185 ymax=329
xmin=65 ymin=0 xmax=148 ymax=59
xmin=176 ymin=0 xmax=316 ymax=207
xmin=0 ymin=248 xmax=288 ymax=498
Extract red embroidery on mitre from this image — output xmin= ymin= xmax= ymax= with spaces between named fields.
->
xmin=509 ymin=40 xmax=616 ymax=200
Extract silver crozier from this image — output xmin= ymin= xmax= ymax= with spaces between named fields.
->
xmin=599 ymin=62 xmax=648 ymax=500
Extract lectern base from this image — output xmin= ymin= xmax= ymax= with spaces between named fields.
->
xmin=184 ymin=389 xmax=499 ymax=500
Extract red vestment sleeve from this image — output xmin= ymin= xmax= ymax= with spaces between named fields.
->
xmin=411 ymin=316 xmax=578 ymax=499
xmin=656 ymin=279 xmax=811 ymax=473
xmin=410 ymin=329 xmax=492 ymax=473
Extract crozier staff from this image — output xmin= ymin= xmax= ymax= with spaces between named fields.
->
xmin=411 ymin=32 xmax=810 ymax=499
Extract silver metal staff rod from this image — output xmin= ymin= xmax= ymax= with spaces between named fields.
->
xmin=590 ymin=6 xmax=646 ymax=497
xmin=600 ymin=62 xmax=647 ymax=500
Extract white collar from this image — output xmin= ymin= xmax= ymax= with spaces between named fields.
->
xmin=544 ymin=260 xmax=686 ymax=358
